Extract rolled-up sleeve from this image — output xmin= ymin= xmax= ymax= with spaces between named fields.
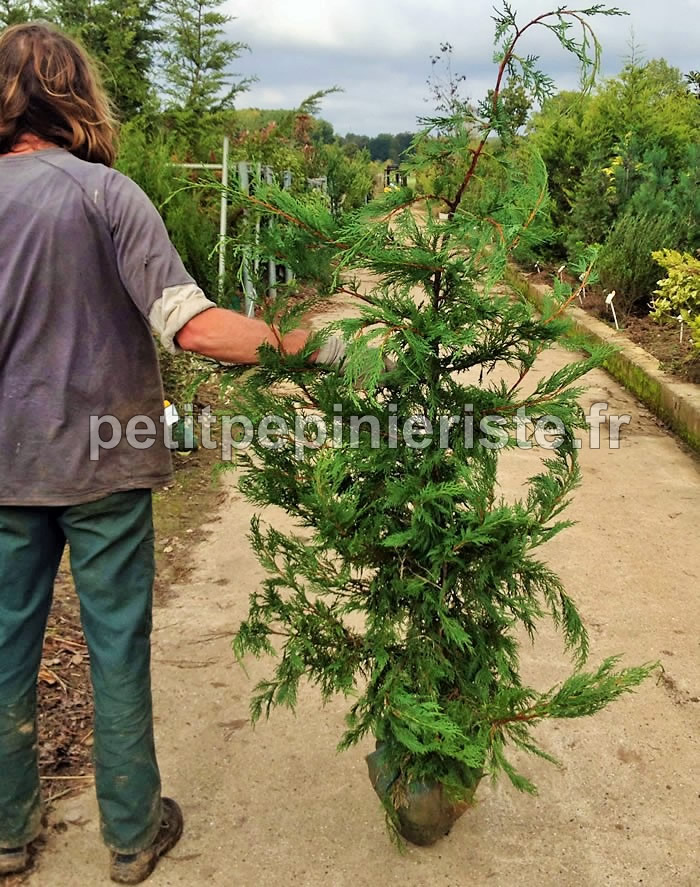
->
xmin=149 ymin=283 xmax=216 ymax=353
xmin=104 ymin=170 xmax=216 ymax=352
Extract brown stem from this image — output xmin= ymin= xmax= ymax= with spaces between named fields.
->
xmin=545 ymin=263 xmax=595 ymax=325
xmin=337 ymin=287 xmax=378 ymax=306
xmin=449 ymin=9 xmax=589 ymax=214
xmin=490 ymin=384 xmax=576 ymax=416
xmin=245 ymin=195 xmax=339 ymax=243
xmin=489 ymin=707 xmax=547 ymax=735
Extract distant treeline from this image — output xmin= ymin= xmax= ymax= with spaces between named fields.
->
xmin=234 ymin=111 xmax=416 ymax=165
xmin=340 ymin=132 xmax=416 ymax=163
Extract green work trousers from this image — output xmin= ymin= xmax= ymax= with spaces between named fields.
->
xmin=0 ymin=490 xmax=162 ymax=853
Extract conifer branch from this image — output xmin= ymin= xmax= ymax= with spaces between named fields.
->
xmin=449 ymin=7 xmax=618 ymax=212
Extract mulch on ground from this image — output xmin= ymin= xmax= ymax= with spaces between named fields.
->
xmin=37 ymin=574 xmax=94 ymax=807
xmin=525 ymin=268 xmax=700 ymax=384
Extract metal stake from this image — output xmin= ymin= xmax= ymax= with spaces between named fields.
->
xmin=238 ymin=161 xmax=256 ymax=317
xmin=217 ymin=136 xmax=229 ymax=302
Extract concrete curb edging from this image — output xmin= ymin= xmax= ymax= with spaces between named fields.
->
xmin=507 ymin=269 xmax=700 ymax=454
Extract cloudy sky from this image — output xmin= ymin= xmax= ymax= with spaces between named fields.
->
xmin=225 ymin=0 xmax=699 ymax=136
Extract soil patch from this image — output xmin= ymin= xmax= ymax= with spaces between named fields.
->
xmin=525 ymin=267 xmax=700 ymax=384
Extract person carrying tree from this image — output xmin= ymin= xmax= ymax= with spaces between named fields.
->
xmin=0 ymin=20 xmax=343 ymax=885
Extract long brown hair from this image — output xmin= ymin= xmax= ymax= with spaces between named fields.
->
xmin=0 ymin=22 xmax=118 ymax=166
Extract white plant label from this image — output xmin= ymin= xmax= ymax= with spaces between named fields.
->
xmin=605 ymin=291 xmax=619 ymax=330
xmin=164 ymin=404 xmax=179 ymax=428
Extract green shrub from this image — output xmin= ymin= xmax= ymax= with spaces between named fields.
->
xmin=650 ymin=249 xmax=700 ymax=351
xmin=317 ymin=143 xmax=374 ymax=218
xmin=529 ymin=60 xmax=700 ymax=264
xmin=597 ymin=208 xmax=684 ymax=313
xmin=116 ymin=121 xmax=225 ymax=304
xmin=565 ymin=155 xmax=615 ymax=253
xmin=157 ymin=341 xmax=210 ymax=407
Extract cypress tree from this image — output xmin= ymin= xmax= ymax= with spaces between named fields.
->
xmin=224 ymin=4 xmax=656 ymax=841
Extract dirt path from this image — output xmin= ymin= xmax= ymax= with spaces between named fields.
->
xmin=25 ymin=339 xmax=700 ymax=887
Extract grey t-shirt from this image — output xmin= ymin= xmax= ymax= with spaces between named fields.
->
xmin=0 ymin=148 xmax=214 ymax=506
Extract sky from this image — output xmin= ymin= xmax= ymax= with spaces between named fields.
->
xmin=223 ymin=0 xmax=700 ymax=136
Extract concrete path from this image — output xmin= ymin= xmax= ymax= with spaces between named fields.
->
xmin=28 ymin=340 xmax=700 ymax=887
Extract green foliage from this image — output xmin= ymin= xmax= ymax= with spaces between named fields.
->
xmin=338 ymin=132 xmax=417 ymax=164
xmin=565 ymin=152 xmax=614 ymax=252
xmin=157 ymin=0 xmax=255 ymax=113
xmin=320 ymin=143 xmax=373 ymax=218
xmin=597 ymin=208 xmax=684 ymax=313
xmin=116 ymin=121 xmax=224 ymax=302
xmin=367 ymin=133 xmax=397 ymax=163
xmin=527 ymin=90 xmax=593 ymax=241
xmin=587 ymin=59 xmax=700 ymax=171
xmin=650 ymin=250 xmax=700 ymax=352
xmin=225 ymin=4 xmax=655 ymax=830
xmin=528 ymin=57 xmax=700 ymax=277
xmin=4 ymin=0 xmax=162 ymax=119
xmin=297 ymin=87 xmax=343 ymax=118
xmin=411 ymin=122 xmax=473 ymax=201
xmin=668 ymin=144 xmax=700 ymax=249
xmin=586 ymin=140 xmax=698 ymax=309
xmin=1 ymin=0 xmax=43 ymax=26
xmin=311 ymin=118 xmax=335 ymax=147
xmin=487 ymin=82 xmax=533 ymax=140
xmin=85 ymin=0 xmax=161 ymax=120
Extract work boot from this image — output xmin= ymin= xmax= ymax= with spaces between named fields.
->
xmin=0 ymin=845 xmax=29 ymax=875
xmin=109 ymin=798 xmax=183 ymax=885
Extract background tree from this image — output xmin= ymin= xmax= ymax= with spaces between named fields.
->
xmin=392 ymin=131 xmax=416 ymax=159
xmin=1 ymin=0 xmax=160 ymax=118
xmin=1 ymin=0 xmax=43 ymax=26
xmin=526 ymin=90 xmax=592 ymax=234
xmin=367 ymin=132 xmax=395 ymax=163
xmin=48 ymin=0 xmax=161 ymax=120
xmin=486 ymin=81 xmax=532 ymax=139
xmin=158 ymin=0 xmax=255 ymax=113
xmin=311 ymin=118 xmax=335 ymax=147
xmin=343 ymin=133 xmax=371 ymax=153
xmin=525 ymin=56 xmax=700 ymax=308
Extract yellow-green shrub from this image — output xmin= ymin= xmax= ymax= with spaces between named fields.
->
xmin=650 ymin=249 xmax=700 ymax=350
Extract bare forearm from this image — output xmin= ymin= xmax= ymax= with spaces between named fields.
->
xmin=175 ymin=307 xmax=309 ymax=363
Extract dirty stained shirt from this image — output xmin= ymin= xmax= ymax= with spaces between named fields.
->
xmin=0 ymin=148 xmax=216 ymax=506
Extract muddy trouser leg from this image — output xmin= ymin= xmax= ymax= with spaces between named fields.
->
xmin=58 ymin=490 xmax=162 ymax=854
xmin=0 ymin=507 xmax=65 ymax=848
